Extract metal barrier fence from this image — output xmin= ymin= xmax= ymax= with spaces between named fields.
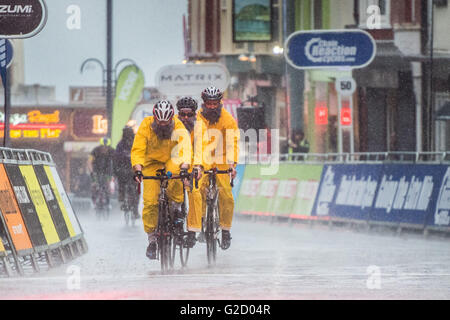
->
xmin=242 ymin=151 xmax=450 ymax=164
xmin=0 ymin=148 xmax=87 ymax=277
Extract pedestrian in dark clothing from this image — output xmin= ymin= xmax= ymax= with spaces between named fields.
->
xmin=114 ymin=126 xmax=136 ymax=203
xmin=288 ymin=129 xmax=310 ymax=160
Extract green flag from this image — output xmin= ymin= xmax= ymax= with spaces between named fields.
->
xmin=111 ymin=65 xmax=145 ymax=147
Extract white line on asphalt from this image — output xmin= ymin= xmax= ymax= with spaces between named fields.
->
xmin=2 ymin=273 xmax=450 ymax=282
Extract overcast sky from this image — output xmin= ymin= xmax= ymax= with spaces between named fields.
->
xmin=23 ymin=0 xmax=187 ymax=103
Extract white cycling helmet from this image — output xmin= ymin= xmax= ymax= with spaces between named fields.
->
xmin=153 ymin=100 xmax=174 ymax=121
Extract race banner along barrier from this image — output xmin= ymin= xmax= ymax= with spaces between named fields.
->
xmin=26 ymin=150 xmax=83 ymax=239
xmin=19 ymin=163 xmax=61 ymax=246
xmin=236 ymin=164 xmax=324 ymax=219
xmin=231 ymin=164 xmax=246 ymax=202
xmin=312 ymin=164 xmax=383 ymax=221
xmin=432 ymin=166 xmax=450 ymax=228
xmin=311 ymin=164 xmax=450 ymax=228
xmin=44 ymin=164 xmax=83 ymax=237
xmin=0 ymin=148 xmax=87 ymax=277
xmin=0 ymin=163 xmax=34 ymax=254
xmin=0 ymin=237 xmax=5 ymax=254
xmin=237 ymin=162 xmax=450 ymax=230
xmin=3 ymin=161 xmax=48 ymax=250
xmin=33 ymin=164 xmax=71 ymax=241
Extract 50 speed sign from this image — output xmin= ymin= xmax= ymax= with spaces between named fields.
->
xmin=335 ymin=77 xmax=356 ymax=96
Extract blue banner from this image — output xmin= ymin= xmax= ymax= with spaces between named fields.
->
xmin=427 ymin=166 xmax=450 ymax=228
xmin=311 ymin=163 xmax=450 ymax=227
xmin=311 ymin=164 xmax=383 ymax=220
xmin=232 ymin=164 xmax=245 ymax=201
xmin=369 ymin=164 xmax=446 ymax=225
xmin=285 ymin=30 xmax=376 ymax=70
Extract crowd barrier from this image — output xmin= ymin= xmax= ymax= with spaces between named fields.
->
xmin=0 ymin=148 xmax=87 ymax=277
xmin=236 ymin=155 xmax=450 ymax=236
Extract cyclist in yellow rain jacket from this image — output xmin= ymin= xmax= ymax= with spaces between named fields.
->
xmin=198 ymin=86 xmax=240 ymax=250
xmin=131 ymin=100 xmax=192 ymax=260
xmin=174 ymin=97 xmax=210 ymax=249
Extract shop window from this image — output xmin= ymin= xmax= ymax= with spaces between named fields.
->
xmin=272 ymin=0 xmax=280 ymax=42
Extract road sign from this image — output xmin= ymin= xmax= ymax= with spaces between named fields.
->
xmin=335 ymin=77 xmax=356 ymax=96
xmin=284 ymin=29 xmax=376 ymax=70
xmin=0 ymin=0 xmax=48 ymax=39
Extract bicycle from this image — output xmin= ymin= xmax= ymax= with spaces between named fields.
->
xmin=139 ymin=169 xmax=191 ymax=273
xmin=121 ymin=179 xmax=140 ymax=227
xmin=194 ymin=167 xmax=234 ymax=266
xmin=92 ymin=173 xmax=111 ymax=220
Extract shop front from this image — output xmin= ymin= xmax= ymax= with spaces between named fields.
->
xmin=0 ymin=107 xmax=71 ymax=183
xmin=65 ymin=108 xmax=108 ymax=194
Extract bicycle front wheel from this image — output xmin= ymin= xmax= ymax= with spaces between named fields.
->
xmin=206 ymin=205 xmax=217 ymax=266
xmin=179 ymin=236 xmax=190 ymax=267
xmin=159 ymin=234 xmax=172 ymax=273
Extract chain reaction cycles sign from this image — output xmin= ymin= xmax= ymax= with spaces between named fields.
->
xmin=0 ymin=0 xmax=47 ymax=38
xmin=284 ymin=29 xmax=376 ymax=70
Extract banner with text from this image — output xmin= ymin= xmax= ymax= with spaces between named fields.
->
xmin=311 ymin=164 xmax=450 ymax=227
xmin=236 ymin=164 xmax=323 ymax=217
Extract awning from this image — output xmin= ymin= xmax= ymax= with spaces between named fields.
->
xmin=436 ymin=102 xmax=450 ymax=121
xmin=64 ymin=141 xmax=98 ymax=153
xmin=405 ymin=52 xmax=450 ymax=62
xmin=353 ymin=41 xmax=410 ymax=88
xmin=368 ymin=41 xmax=411 ymax=70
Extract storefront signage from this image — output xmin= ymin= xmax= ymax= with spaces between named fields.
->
xmin=285 ymin=29 xmax=376 ymax=70
xmin=71 ymin=109 xmax=108 ymax=140
xmin=0 ymin=0 xmax=48 ymax=39
xmin=156 ymin=63 xmax=230 ymax=96
xmin=92 ymin=115 xmax=108 ymax=134
xmin=0 ymin=110 xmax=66 ymax=139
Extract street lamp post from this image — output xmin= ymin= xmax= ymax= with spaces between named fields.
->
xmin=80 ymin=57 xmax=138 ymax=137
xmin=106 ymin=0 xmax=113 ymax=139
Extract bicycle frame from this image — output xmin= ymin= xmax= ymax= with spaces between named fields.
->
xmin=122 ymin=179 xmax=139 ymax=226
xmin=141 ymin=169 xmax=190 ymax=273
xmin=93 ymin=174 xmax=111 ymax=219
xmin=200 ymin=168 xmax=233 ymax=266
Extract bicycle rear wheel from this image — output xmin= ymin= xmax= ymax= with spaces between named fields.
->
xmin=179 ymin=235 xmax=190 ymax=267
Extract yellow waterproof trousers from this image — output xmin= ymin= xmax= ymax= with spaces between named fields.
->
xmin=186 ymin=164 xmax=234 ymax=232
xmin=142 ymin=160 xmax=184 ymax=234
xmin=186 ymin=175 xmax=207 ymax=232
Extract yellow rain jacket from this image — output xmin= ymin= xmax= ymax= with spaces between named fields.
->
xmin=174 ymin=114 xmax=209 ymax=232
xmin=131 ymin=116 xmax=191 ymax=234
xmin=198 ymin=107 xmax=240 ymax=231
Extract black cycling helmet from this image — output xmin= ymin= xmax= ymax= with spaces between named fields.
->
xmin=201 ymin=86 xmax=223 ymax=102
xmin=176 ymin=97 xmax=198 ymax=111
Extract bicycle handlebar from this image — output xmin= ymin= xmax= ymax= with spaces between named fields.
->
xmin=136 ymin=171 xmax=190 ymax=194
xmin=195 ymin=168 xmax=235 ymax=188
